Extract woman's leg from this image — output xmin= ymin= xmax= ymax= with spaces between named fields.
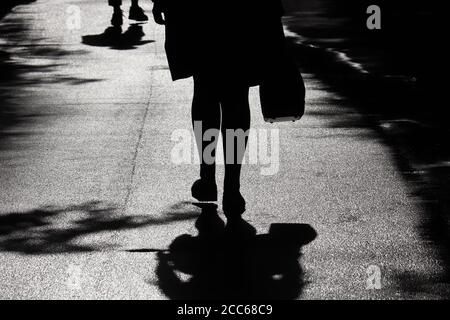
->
xmin=109 ymin=0 xmax=123 ymax=27
xmin=192 ymin=74 xmax=221 ymax=185
xmin=220 ymin=85 xmax=250 ymax=213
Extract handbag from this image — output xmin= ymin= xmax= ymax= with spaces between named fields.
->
xmin=259 ymin=44 xmax=305 ymax=123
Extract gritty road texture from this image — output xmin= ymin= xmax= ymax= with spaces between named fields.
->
xmin=0 ymin=0 xmax=448 ymax=299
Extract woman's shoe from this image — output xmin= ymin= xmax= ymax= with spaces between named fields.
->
xmin=191 ymin=179 xmax=218 ymax=202
xmin=222 ymin=190 xmax=246 ymax=218
xmin=129 ymin=5 xmax=148 ymax=21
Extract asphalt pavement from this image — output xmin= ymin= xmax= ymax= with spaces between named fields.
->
xmin=0 ymin=0 xmax=448 ymax=299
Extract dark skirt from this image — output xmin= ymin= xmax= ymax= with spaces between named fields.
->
xmin=164 ymin=0 xmax=286 ymax=87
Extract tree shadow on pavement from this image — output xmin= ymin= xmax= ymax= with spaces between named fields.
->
xmin=0 ymin=15 xmax=99 ymax=150
xmin=286 ymin=11 xmax=450 ymax=287
xmin=0 ymin=0 xmax=35 ymax=20
xmin=0 ymin=201 xmax=199 ymax=255
xmin=82 ymin=24 xmax=155 ymax=50
xmin=145 ymin=203 xmax=317 ymax=300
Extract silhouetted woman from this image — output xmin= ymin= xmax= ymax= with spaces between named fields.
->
xmin=152 ymin=0 xmax=285 ymax=219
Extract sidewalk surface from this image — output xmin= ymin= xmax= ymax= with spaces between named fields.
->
xmin=0 ymin=0 xmax=448 ymax=299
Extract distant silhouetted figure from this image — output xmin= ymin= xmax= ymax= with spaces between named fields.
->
xmin=109 ymin=0 xmax=148 ymax=27
xmin=152 ymin=0 xmax=286 ymax=219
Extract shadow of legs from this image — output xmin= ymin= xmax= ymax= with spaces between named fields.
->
xmin=155 ymin=205 xmax=317 ymax=299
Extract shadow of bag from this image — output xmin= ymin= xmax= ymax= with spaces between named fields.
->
xmin=259 ymin=49 xmax=305 ymax=123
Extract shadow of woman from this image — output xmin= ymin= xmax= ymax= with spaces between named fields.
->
xmin=156 ymin=203 xmax=317 ymax=300
xmin=82 ymin=24 xmax=154 ymax=50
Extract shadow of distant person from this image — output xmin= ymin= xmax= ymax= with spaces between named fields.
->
xmin=82 ymin=24 xmax=154 ymax=50
xmin=1 ymin=0 xmax=36 ymax=20
xmin=155 ymin=203 xmax=317 ymax=300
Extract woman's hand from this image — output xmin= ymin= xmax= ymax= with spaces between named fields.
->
xmin=152 ymin=0 xmax=166 ymax=25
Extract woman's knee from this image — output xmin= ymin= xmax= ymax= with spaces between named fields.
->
xmin=220 ymin=94 xmax=250 ymax=120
